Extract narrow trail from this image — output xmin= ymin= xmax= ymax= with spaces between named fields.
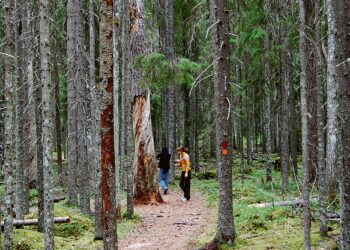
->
xmin=119 ymin=189 xmax=213 ymax=250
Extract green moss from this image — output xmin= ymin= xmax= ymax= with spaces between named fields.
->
xmin=18 ymin=201 xmax=140 ymax=249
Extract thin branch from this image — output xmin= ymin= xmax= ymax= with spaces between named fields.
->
xmin=189 ymin=59 xmax=217 ymax=97
xmin=0 ymin=52 xmax=15 ymax=59
xmin=226 ymin=97 xmax=231 ymax=120
xmin=206 ymin=20 xmax=220 ymax=39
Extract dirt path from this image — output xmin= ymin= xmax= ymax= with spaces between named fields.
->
xmin=119 ymin=189 xmax=213 ymax=250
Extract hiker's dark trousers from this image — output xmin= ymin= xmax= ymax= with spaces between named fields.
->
xmin=180 ymin=171 xmax=191 ymax=200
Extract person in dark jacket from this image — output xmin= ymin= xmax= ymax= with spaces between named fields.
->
xmin=157 ymin=147 xmax=171 ymax=195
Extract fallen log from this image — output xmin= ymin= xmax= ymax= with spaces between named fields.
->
xmin=53 ymin=196 xmax=66 ymax=203
xmin=248 ymin=197 xmax=318 ymax=208
xmin=1 ymin=217 xmax=70 ymax=228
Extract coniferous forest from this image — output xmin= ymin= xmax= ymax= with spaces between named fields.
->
xmin=0 ymin=0 xmax=349 ymax=249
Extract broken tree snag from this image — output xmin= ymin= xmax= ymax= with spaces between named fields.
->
xmin=129 ymin=0 xmax=162 ymax=205
xmin=1 ymin=217 xmax=70 ymax=228
xmin=133 ymin=94 xmax=163 ymax=205
xmin=100 ymin=0 xmax=117 ymax=249
xmin=248 ymin=197 xmax=319 ymax=208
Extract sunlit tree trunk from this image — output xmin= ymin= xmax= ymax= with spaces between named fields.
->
xmin=100 ymin=0 xmax=117 ymax=248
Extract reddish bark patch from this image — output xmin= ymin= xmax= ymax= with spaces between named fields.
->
xmin=106 ymin=30 xmax=113 ymax=40
xmin=106 ymin=0 xmax=113 ymax=6
xmin=100 ymin=104 xmax=115 ymax=229
xmin=106 ymin=77 xmax=113 ymax=93
xmin=203 ymin=239 xmax=218 ymax=250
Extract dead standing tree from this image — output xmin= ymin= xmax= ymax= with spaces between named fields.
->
xmin=130 ymin=0 xmax=163 ymax=205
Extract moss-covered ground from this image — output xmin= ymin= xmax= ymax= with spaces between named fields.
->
xmin=191 ymin=156 xmax=340 ymax=250
xmin=11 ymin=201 xmax=140 ymax=250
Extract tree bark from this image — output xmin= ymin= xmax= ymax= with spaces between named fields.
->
xmin=165 ymin=0 xmax=176 ymax=183
xmin=15 ymin=0 xmax=30 ymax=219
xmin=299 ymin=0 xmax=312 ymax=248
xmin=66 ymin=0 xmax=78 ymax=206
xmin=100 ymin=0 xmax=117 ymax=248
xmin=33 ymin=13 xmax=45 ymax=232
xmin=332 ymin=0 xmax=350 ymax=247
xmin=51 ymin=0 xmax=63 ymax=187
xmin=279 ymin=2 xmax=290 ymax=192
xmin=211 ymin=0 xmax=235 ymax=244
xmin=263 ymin=15 xmax=272 ymax=182
xmin=88 ymin=0 xmax=103 ymax=240
xmin=113 ymin=0 xmax=122 ymax=220
xmin=130 ymin=0 xmax=163 ymax=205
xmin=75 ymin=0 xmax=90 ymax=215
xmin=122 ymin=0 xmax=134 ymax=218
xmin=315 ymin=0 xmax=327 ymax=237
xmin=39 ymin=0 xmax=55 ymax=247
xmin=4 ymin=0 xmax=15 ymax=247
xmin=0 ymin=217 xmax=70 ymax=228
xmin=325 ymin=0 xmax=340 ymax=196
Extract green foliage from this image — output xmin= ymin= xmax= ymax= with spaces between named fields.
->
xmin=134 ymin=53 xmax=173 ymax=91
xmin=29 ymin=189 xmax=39 ymax=200
xmin=134 ymin=53 xmax=201 ymax=91
xmin=193 ymin=170 xmax=216 ymax=180
xmin=175 ymin=58 xmax=201 ymax=87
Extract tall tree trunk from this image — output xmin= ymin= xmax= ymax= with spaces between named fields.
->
xmin=75 ymin=0 xmax=90 ymax=215
xmin=315 ymin=0 xmax=327 ymax=237
xmin=289 ymin=63 xmax=298 ymax=179
xmin=34 ymin=10 xmax=45 ymax=231
xmin=211 ymin=0 xmax=235 ymax=244
xmin=122 ymin=0 xmax=134 ymax=218
xmin=325 ymin=0 xmax=340 ymax=197
xmin=15 ymin=0 xmax=30 ymax=219
xmin=51 ymin=0 xmax=63 ymax=186
xmin=130 ymin=0 xmax=163 ymax=205
xmin=165 ymin=0 xmax=176 ymax=182
xmin=246 ymin=89 xmax=253 ymax=166
xmin=113 ymin=0 xmax=122 ymax=219
xmin=67 ymin=0 xmax=78 ymax=206
xmin=263 ymin=16 xmax=272 ymax=182
xmin=89 ymin=0 xmax=103 ymax=240
xmin=279 ymin=12 xmax=290 ymax=192
xmin=4 ymin=0 xmax=15 ymax=246
xmin=299 ymin=0 xmax=312 ymax=248
xmin=333 ymin=0 xmax=350 ymax=247
xmin=39 ymin=0 xmax=55 ymax=247
xmin=100 ymin=0 xmax=117 ymax=248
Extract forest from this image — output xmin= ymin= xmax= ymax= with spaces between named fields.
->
xmin=0 ymin=0 xmax=349 ymax=249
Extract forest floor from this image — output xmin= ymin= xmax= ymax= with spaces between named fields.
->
xmin=119 ymin=189 xmax=214 ymax=250
xmin=0 ymin=154 xmax=342 ymax=249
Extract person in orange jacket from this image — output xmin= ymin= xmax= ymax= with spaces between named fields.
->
xmin=177 ymin=146 xmax=191 ymax=201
